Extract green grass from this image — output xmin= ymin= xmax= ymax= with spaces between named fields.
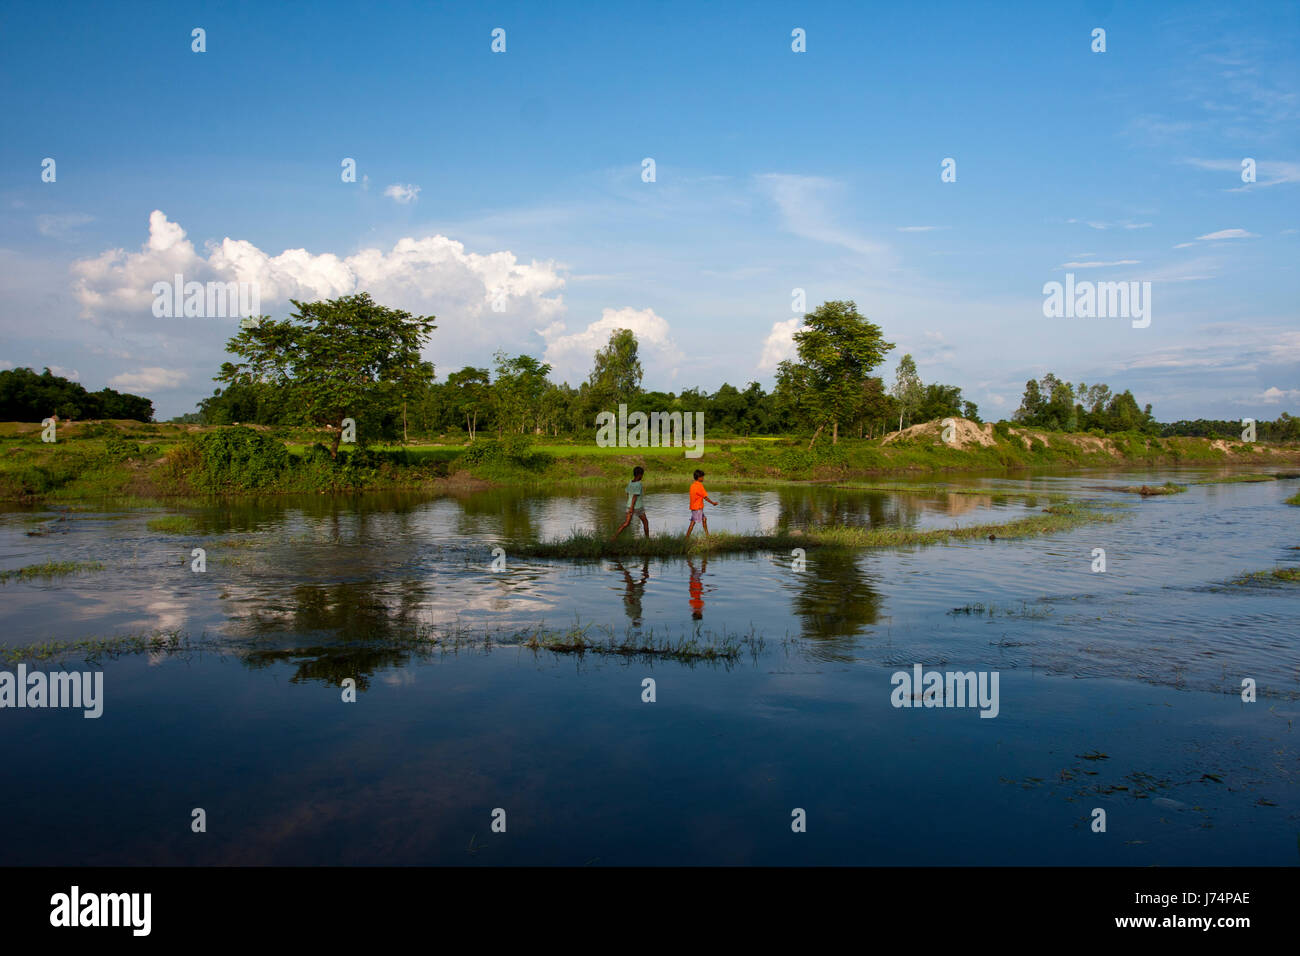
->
xmin=146 ymin=515 xmax=201 ymax=534
xmin=5 ymin=420 xmax=1299 ymax=501
xmin=516 ymin=502 xmax=1116 ymax=559
xmin=1286 ymin=491 xmax=1300 ymax=506
xmin=0 ymin=560 xmax=105 ymax=584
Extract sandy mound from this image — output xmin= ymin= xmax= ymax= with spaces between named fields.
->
xmin=882 ymin=417 xmax=997 ymax=449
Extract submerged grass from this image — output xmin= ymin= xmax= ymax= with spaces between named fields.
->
xmin=1113 ymin=482 xmax=1187 ymax=496
xmin=1287 ymin=491 xmax=1300 ymax=506
xmin=146 ymin=515 xmax=201 ymax=534
xmin=0 ymin=622 xmax=762 ymax=667
xmin=517 ymin=502 xmax=1116 ymax=559
xmin=0 ymin=560 xmax=105 ymax=584
xmin=0 ymin=629 xmax=192 ymax=665
xmin=1230 ymin=567 xmax=1300 ymax=586
xmin=1193 ymin=473 xmax=1300 ymax=484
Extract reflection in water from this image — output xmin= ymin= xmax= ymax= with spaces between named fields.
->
xmin=614 ymin=558 xmax=651 ymax=626
xmin=686 ymin=556 xmax=708 ymax=620
xmin=790 ymin=550 xmax=882 ymax=658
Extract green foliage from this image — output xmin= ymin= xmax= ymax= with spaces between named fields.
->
xmin=190 ymin=427 xmax=291 ymax=492
xmin=0 ymin=367 xmax=154 ymax=422
xmin=217 ymin=292 xmax=436 ymax=456
xmin=457 ymin=435 xmax=554 ymax=472
xmin=102 ymin=436 xmax=142 ymax=462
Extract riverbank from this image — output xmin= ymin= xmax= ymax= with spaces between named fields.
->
xmin=3 ymin=417 xmax=1298 ymax=502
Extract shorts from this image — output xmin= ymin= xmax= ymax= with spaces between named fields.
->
xmin=690 ymin=508 xmax=705 ymax=523
xmin=627 ymin=506 xmax=645 ymax=517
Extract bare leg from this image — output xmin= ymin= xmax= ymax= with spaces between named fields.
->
xmin=639 ymin=514 xmax=650 ymax=537
xmin=702 ymin=515 xmax=709 ymax=539
xmin=612 ymin=512 xmax=633 ymax=541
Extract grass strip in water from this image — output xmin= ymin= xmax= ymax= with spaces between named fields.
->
xmin=146 ymin=515 xmax=201 ymax=534
xmin=1111 ymin=482 xmax=1186 ymax=496
xmin=1230 ymin=567 xmax=1300 ymax=586
xmin=1193 ymin=473 xmax=1300 ymax=484
xmin=0 ymin=560 xmax=106 ymax=584
xmin=0 ymin=629 xmax=192 ymax=665
xmin=0 ymin=623 xmax=762 ymax=667
xmin=516 ymin=502 xmax=1116 ymax=559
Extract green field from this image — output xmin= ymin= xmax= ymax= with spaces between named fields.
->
xmin=1 ymin=418 xmax=1298 ymax=502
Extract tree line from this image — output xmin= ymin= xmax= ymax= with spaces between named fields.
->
xmin=7 ymin=294 xmax=1293 ymax=447
xmin=194 ymin=297 xmax=978 ymax=451
xmin=0 ymin=367 xmax=154 ymax=422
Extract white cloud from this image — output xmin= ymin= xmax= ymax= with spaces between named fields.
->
xmin=1257 ymin=386 xmax=1300 ymax=403
xmin=383 ymin=183 xmax=421 ymax=204
xmin=1059 ymin=259 xmax=1141 ymax=268
xmin=36 ymin=213 xmax=94 ymax=239
xmin=0 ymin=360 xmax=14 ymax=370
xmin=897 ymin=225 xmax=945 ymax=233
xmin=1195 ymin=228 xmax=1257 ymax=240
xmin=109 ymin=367 xmax=187 ymax=391
xmin=49 ymin=366 xmax=80 ymax=380
xmin=756 ymin=174 xmax=891 ymax=259
xmin=70 ymin=211 xmax=568 ymax=354
xmin=758 ymin=317 xmax=801 ymax=371
xmin=1186 ymin=158 xmax=1300 ymax=189
xmin=539 ymin=306 xmax=681 ymax=382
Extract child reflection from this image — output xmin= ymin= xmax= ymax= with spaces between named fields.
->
xmin=614 ymin=558 xmax=651 ymax=626
xmin=686 ymin=556 xmax=708 ymax=620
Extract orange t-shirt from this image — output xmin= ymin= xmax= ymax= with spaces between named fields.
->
xmin=689 ymin=480 xmax=707 ymax=510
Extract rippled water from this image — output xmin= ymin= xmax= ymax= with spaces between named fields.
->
xmin=1 ymin=467 xmax=1296 ymax=864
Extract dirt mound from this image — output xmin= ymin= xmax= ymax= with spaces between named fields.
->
xmin=882 ymin=417 xmax=997 ymax=449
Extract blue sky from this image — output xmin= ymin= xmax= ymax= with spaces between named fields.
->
xmin=1 ymin=0 xmax=1296 ymax=420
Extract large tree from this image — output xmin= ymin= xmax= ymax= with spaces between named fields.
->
xmin=587 ymin=328 xmax=643 ymax=412
xmin=784 ymin=300 xmax=895 ymax=446
xmin=444 ymin=367 xmax=490 ymax=441
xmin=890 ymin=353 xmax=923 ymax=431
xmin=491 ymin=352 xmax=552 ymax=435
xmin=217 ymin=293 xmax=436 ymax=457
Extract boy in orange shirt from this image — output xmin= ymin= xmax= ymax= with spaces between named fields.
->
xmin=684 ymin=468 xmax=717 ymax=541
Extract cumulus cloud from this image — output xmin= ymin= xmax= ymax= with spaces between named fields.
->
xmin=383 ymin=183 xmax=421 ymax=204
xmin=1257 ymin=386 xmax=1300 ymax=403
xmin=758 ymin=316 xmax=801 ymax=371
xmin=539 ymin=306 xmax=681 ymax=381
xmin=70 ymin=211 xmax=568 ymax=353
xmin=109 ymin=367 xmax=187 ymax=391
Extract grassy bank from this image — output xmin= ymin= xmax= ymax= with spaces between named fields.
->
xmin=2 ymin=418 xmax=1298 ymax=501
xmin=517 ymin=502 xmax=1116 ymax=559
